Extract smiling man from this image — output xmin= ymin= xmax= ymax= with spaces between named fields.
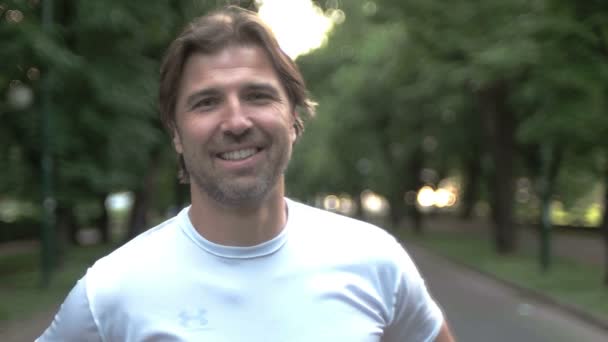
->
xmin=171 ymin=44 xmax=297 ymax=246
xmin=38 ymin=6 xmax=454 ymax=342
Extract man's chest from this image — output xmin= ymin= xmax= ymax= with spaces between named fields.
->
xmin=99 ymin=270 xmax=390 ymax=342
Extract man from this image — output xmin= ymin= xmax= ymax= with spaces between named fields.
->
xmin=38 ymin=6 xmax=454 ymax=342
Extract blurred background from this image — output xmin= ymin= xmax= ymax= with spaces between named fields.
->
xmin=1 ymin=0 xmax=607 ymax=341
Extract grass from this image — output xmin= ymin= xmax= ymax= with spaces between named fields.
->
xmin=0 ymin=243 xmax=117 ymax=324
xmin=399 ymin=230 xmax=608 ymax=321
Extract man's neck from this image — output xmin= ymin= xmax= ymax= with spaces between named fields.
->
xmin=187 ymin=183 xmax=287 ymax=247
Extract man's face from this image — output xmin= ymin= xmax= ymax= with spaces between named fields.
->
xmin=173 ymin=45 xmax=296 ymax=207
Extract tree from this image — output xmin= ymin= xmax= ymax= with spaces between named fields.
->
xmin=293 ymin=2 xmax=431 ymax=229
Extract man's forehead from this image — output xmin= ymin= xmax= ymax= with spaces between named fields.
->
xmin=182 ymin=45 xmax=279 ymax=80
xmin=189 ymin=43 xmax=268 ymax=64
xmin=177 ymin=45 xmax=287 ymax=99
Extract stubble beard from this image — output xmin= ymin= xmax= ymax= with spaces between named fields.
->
xmin=187 ymin=144 xmax=292 ymax=208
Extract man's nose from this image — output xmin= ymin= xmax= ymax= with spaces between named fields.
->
xmin=221 ymin=96 xmax=253 ymax=137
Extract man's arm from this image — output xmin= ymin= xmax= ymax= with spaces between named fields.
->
xmin=383 ymin=240 xmax=454 ymax=342
xmin=37 ymin=277 xmax=102 ymax=341
xmin=434 ymin=321 xmax=456 ymax=342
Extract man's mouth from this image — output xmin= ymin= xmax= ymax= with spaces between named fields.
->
xmin=217 ymin=148 xmax=260 ymax=161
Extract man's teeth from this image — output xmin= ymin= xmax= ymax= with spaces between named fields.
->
xmin=219 ymin=148 xmax=257 ymax=161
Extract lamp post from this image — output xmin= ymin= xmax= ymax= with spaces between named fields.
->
xmin=40 ymin=0 xmax=56 ymax=288
xmin=539 ymin=144 xmax=554 ymax=272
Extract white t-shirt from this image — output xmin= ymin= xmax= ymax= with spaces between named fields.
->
xmin=38 ymin=199 xmax=444 ymax=342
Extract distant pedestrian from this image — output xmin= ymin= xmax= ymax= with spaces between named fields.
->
xmin=38 ymin=6 xmax=454 ymax=341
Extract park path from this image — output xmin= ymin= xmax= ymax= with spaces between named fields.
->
xmin=405 ymin=243 xmax=608 ymax=342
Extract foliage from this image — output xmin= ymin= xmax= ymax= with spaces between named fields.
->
xmin=289 ymin=0 xmax=608 ymax=235
xmin=0 ymin=1 xmax=243 ymax=227
xmin=1 ymin=0 xmax=607 ymax=244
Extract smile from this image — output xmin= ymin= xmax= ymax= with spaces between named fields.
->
xmin=218 ymin=148 xmax=259 ymax=161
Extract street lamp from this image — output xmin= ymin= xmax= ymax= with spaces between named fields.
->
xmin=40 ymin=0 xmax=56 ymax=288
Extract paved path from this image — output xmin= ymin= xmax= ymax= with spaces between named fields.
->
xmin=405 ymin=243 xmax=608 ymax=342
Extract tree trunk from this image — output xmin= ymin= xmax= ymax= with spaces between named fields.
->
xmin=96 ymin=193 xmax=111 ymax=244
xmin=601 ymin=165 xmax=608 ymax=286
xmin=538 ymin=144 xmax=563 ymax=272
xmin=56 ymin=203 xmax=79 ymax=246
xmin=460 ymin=151 xmax=482 ymax=220
xmin=125 ymin=149 xmax=162 ymax=242
xmin=387 ymin=190 xmax=405 ymax=230
xmin=126 ymin=188 xmax=149 ymax=241
xmin=479 ymin=81 xmax=517 ymax=254
xmin=375 ymin=112 xmax=424 ymax=232
xmin=406 ymin=147 xmax=424 ymax=233
xmin=387 ymin=145 xmax=424 ymax=233
xmin=54 ymin=203 xmax=79 ymax=268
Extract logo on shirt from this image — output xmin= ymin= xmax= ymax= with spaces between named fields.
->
xmin=179 ymin=309 xmax=209 ymax=330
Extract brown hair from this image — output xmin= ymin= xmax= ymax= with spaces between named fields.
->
xmin=159 ymin=6 xmax=316 ymax=182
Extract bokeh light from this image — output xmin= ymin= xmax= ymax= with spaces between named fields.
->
xmin=361 ymin=189 xmax=389 ymax=216
xmin=323 ymin=194 xmax=340 ymax=211
xmin=417 ymin=186 xmax=436 ymax=208
xmin=6 ymin=9 xmax=24 ymax=23
xmin=362 ymin=1 xmax=378 ymax=16
xmin=257 ymin=0 xmax=338 ymax=59
xmin=326 ymin=8 xmax=345 ymax=24
xmin=27 ymin=67 xmax=40 ymax=81
xmin=7 ymin=81 xmax=33 ymax=110
xmin=416 ymin=184 xmax=458 ymax=209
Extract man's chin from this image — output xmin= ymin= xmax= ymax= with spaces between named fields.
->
xmin=191 ymin=168 xmax=283 ymax=208
xmin=211 ymin=181 xmax=274 ymax=207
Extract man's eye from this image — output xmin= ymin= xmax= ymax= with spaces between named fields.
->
xmin=194 ymin=97 xmax=218 ymax=110
xmin=246 ymin=92 xmax=273 ymax=103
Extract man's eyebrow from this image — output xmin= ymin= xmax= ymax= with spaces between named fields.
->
xmin=242 ymin=82 xmax=281 ymax=95
xmin=185 ymin=88 xmax=220 ymax=108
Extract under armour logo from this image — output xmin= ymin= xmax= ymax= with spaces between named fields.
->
xmin=179 ymin=309 xmax=209 ymax=330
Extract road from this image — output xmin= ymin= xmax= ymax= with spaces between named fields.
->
xmin=405 ymin=243 xmax=608 ymax=342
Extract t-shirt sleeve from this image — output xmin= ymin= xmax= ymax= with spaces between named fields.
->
xmin=383 ymin=243 xmax=444 ymax=342
xmin=36 ymin=276 xmax=103 ymax=342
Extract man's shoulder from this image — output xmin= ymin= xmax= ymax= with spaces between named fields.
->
xmin=288 ymin=199 xmax=395 ymax=238
xmin=287 ymin=199 xmax=402 ymax=257
xmin=81 ymin=213 xmax=186 ymax=304
xmin=90 ymin=213 xmax=182 ymax=275
xmin=287 ymin=199 xmax=416 ymax=295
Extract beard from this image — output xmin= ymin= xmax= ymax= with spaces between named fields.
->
xmin=190 ymin=158 xmax=286 ymax=207
xmin=183 ymin=132 xmax=293 ymax=208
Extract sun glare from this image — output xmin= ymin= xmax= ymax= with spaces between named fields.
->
xmin=257 ymin=0 xmax=337 ymax=59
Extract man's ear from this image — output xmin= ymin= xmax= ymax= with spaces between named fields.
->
xmin=289 ymin=112 xmax=298 ymax=144
xmin=172 ymin=128 xmax=183 ymax=154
